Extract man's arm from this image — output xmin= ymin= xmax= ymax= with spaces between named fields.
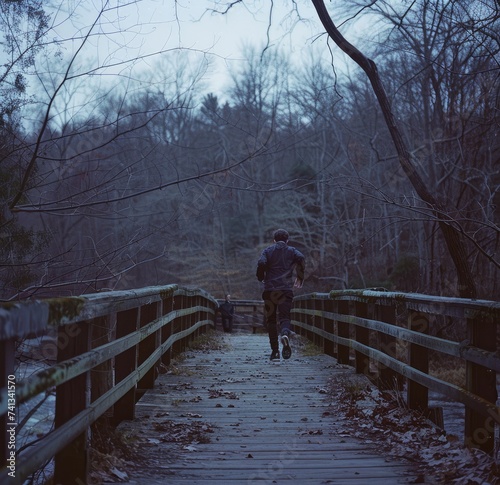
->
xmin=256 ymin=251 xmax=267 ymax=282
xmin=294 ymin=249 xmax=305 ymax=288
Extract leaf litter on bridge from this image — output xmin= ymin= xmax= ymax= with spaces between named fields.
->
xmin=325 ymin=372 xmax=500 ymax=484
xmin=90 ymin=330 xmax=499 ymax=484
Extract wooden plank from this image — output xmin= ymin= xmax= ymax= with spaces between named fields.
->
xmin=114 ymin=334 xmax=421 ymax=484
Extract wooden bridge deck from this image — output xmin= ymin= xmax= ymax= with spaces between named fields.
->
xmin=112 ymin=333 xmax=422 ymax=484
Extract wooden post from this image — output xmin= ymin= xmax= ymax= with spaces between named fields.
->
xmin=1 ymin=339 xmax=15 ymax=469
xmin=354 ymin=301 xmax=369 ymax=376
xmin=313 ymin=297 xmax=321 ymax=348
xmin=196 ymin=295 xmax=203 ymax=337
xmin=337 ymin=300 xmax=350 ymax=365
xmin=323 ymin=299 xmax=335 ymax=358
xmin=138 ymin=302 xmax=160 ymax=391
xmin=162 ymin=296 xmax=174 ymax=366
xmin=172 ymin=295 xmax=183 ymax=356
xmin=90 ymin=315 xmax=115 ymax=454
xmin=54 ymin=322 xmax=90 ymax=485
xmin=376 ymin=304 xmax=398 ymax=390
xmin=407 ymin=311 xmax=429 ymax=412
xmin=465 ymin=313 xmax=497 ymax=453
xmin=316 ymin=297 xmax=325 ymax=351
xmin=113 ymin=308 xmax=139 ymax=425
xmin=188 ymin=295 xmax=196 ymax=342
xmin=293 ymin=299 xmax=302 ymax=337
xmin=180 ymin=295 xmax=187 ymax=352
xmin=91 ymin=315 xmax=115 ymax=407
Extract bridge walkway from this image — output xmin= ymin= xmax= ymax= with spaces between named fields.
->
xmin=111 ymin=333 xmax=423 ymax=484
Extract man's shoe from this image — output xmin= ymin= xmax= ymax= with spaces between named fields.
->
xmin=270 ymin=350 xmax=280 ymax=361
xmin=281 ymin=334 xmax=292 ymax=359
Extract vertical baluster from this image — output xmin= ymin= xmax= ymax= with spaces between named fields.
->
xmin=337 ymin=300 xmax=350 ymax=365
xmin=465 ymin=313 xmax=497 ymax=453
xmin=138 ymin=302 xmax=160 ymax=391
xmin=407 ymin=310 xmax=429 ymax=412
xmin=113 ymin=308 xmax=139 ymax=425
xmin=323 ymin=298 xmax=335 ymax=358
xmin=354 ymin=301 xmax=369 ymax=376
xmin=54 ymin=321 xmax=90 ymax=485
xmin=161 ymin=294 xmax=174 ymax=367
xmin=375 ymin=303 xmax=398 ymax=390
xmin=1 ymin=338 xmax=15 ymax=469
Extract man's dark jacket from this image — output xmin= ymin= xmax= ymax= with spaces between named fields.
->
xmin=219 ymin=301 xmax=234 ymax=317
xmin=256 ymin=241 xmax=305 ymax=291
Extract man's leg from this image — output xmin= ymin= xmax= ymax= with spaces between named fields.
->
xmin=277 ymin=290 xmax=293 ymax=336
xmin=278 ymin=291 xmax=294 ymax=359
xmin=263 ymin=291 xmax=279 ymax=358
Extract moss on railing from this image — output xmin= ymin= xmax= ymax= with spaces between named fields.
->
xmin=47 ymin=297 xmax=85 ymax=325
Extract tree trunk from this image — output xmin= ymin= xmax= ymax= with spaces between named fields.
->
xmin=311 ymin=0 xmax=477 ymax=298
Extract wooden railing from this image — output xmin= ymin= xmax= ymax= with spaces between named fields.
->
xmin=3 ymin=286 xmax=499 ymax=483
xmin=215 ymin=299 xmax=265 ymax=333
xmin=292 ymin=289 xmax=500 ymax=454
xmin=0 ymin=285 xmax=217 ymax=485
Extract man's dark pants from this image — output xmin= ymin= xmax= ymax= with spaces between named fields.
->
xmin=262 ymin=289 xmax=293 ymax=352
xmin=222 ymin=316 xmax=233 ymax=333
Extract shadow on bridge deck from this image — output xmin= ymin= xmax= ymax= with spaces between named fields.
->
xmin=111 ymin=333 xmax=422 ymax=484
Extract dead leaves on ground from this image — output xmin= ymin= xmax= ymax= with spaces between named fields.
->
xmin=326 ymin=373 xmax=500 ymax=484
xmin=153 ymin=419 xmax=215 ymax=445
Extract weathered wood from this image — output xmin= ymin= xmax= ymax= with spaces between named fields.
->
xmin=465 ymin=314 xmax=498 ymax=453
xmin=138 ymin=302 xmax=160 ymax=391
xmin=0 ymin=286 xmax=175 ymax=339
xmin=54 ymin=321 xmax=90 ymax=485
xmin=376 ymin=304 xmax=398 ymax=390
xmin=297 ymin=307 xmax=500 ymax=371
xmin=0 ymin=339 xmax=15 ymax=469
xmin=325 ymin=289 xmax=500 ymax=317
xmin=172 ymin=295 xmax=184 ymax=356
xmin=0 ymin=284 xmax=219 ymax=339
xmin=91 ymin=315 xmax=115 ymax=404
xmin=0 ymin=287 xmax=216 ymax=485
xmin=354 ymin=301 xmax=369 ymax=375
xmin=215 ymin=299 xmax=265 ymax=333
xmin=161 ymin=296 xmax=173 ymax=366
xmin=312 ymin=297 xmax=323 ymax=348
xmin=337 ymin=300 xmax=350 ymax=365
xmin=407 ymin=310 xmax=429 ymax=413
xmin=1 ymin=286 xmax=499 ymax=483
xmin=114 ymin=308 xmax=139 ymax=424
xmin=293 ymin=307 xmax=500 ymax=430
xmin=91 ymin=314 xmax=115 ymax=449
xmin=115 ymin=334 xmax=419 ymax=484
xmin=15 ymin=310 xmax=177 ymax=405
xmin=323 ymin=299 xmax=335 ymax=358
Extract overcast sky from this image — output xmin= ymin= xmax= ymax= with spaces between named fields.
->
xmin=46 ymin=1 xmax=337 ymax=98
xmin=139 ymin=1 xmax=327 ymax=93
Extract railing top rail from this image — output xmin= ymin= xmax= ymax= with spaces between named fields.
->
xmin=0 ymin=284 xmax=217 ymax=340
xmin=216 ymin=299 xmax=263 ymax=306
xmin=293 ymin=289 xmax=500 ymax=317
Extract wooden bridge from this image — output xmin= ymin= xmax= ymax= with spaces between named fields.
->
xmin=113 ymin=333 xmax=419 ymax=484
xmin=1 ymin=285 xmax=499 ymax=484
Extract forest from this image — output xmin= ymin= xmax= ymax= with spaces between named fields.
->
xmin=1 ymin=0 xmax=499 ymax=302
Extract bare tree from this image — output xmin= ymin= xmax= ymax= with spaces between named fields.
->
xmin=309 ymin=0 xmax=498 ymax=298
